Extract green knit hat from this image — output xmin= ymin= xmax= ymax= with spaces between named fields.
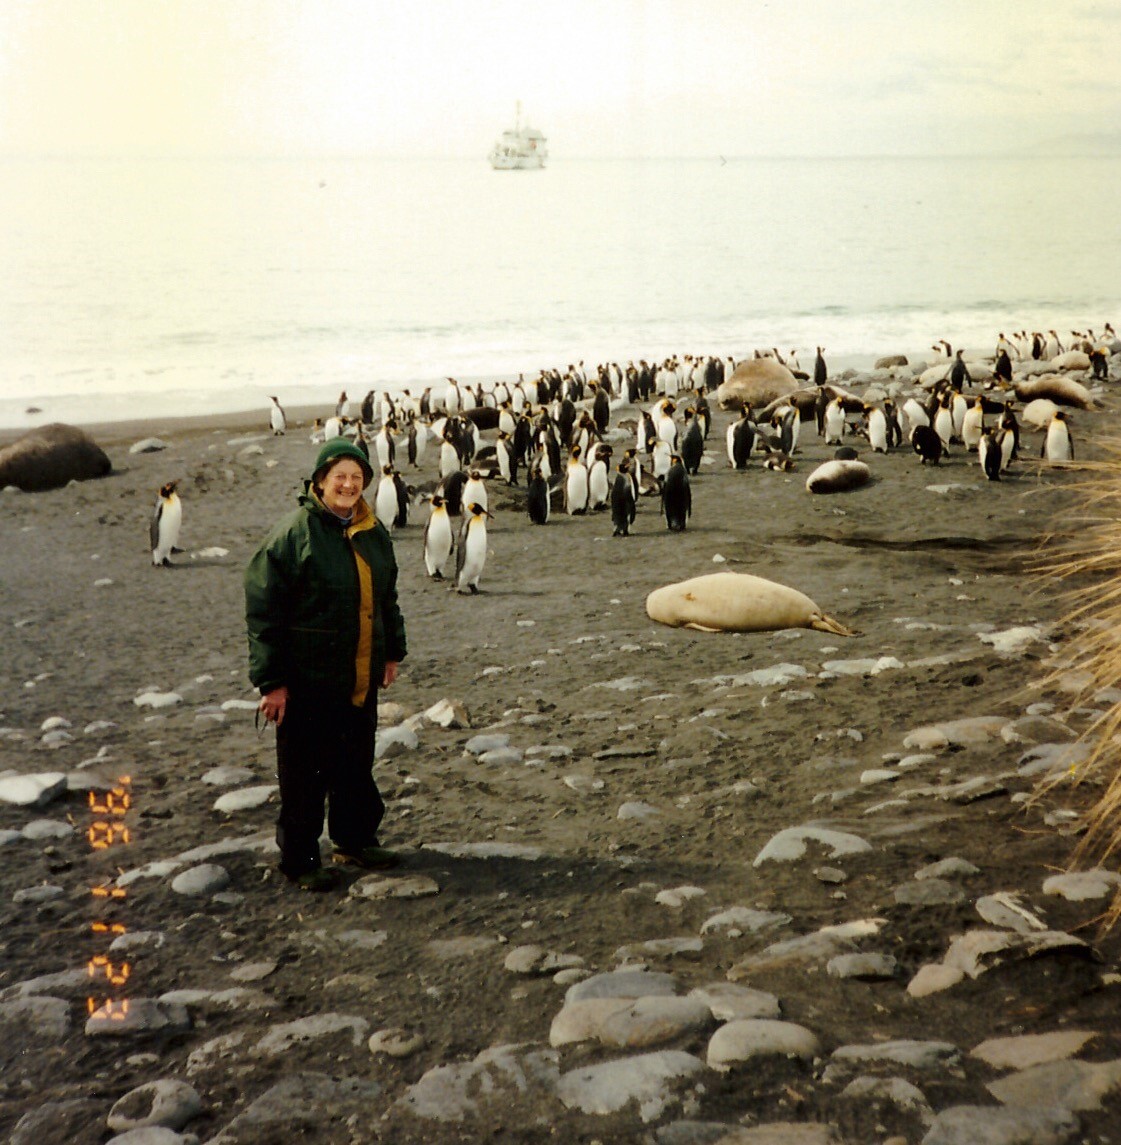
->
xmin=312 ymin=438 xmax=374 ymax=488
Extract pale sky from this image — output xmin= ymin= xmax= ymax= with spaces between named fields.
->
xmin=0 ymin=0 xmax=1118 ymax=158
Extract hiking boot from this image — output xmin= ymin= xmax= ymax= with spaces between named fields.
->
xmin=332 ymin=844 xmax=401 ymax=871
xmin=292 ymin=866 xmax=343 ymax=892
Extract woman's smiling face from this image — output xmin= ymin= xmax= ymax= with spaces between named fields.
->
xmin=319 ymin=458 xmax=365 ymax=515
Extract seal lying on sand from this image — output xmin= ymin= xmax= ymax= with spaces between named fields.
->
xmin=645 ymin=571 xmax=857 ymax=636
xmin=715 ymin=358 xmax=799 ymax=411
xmin=0 ymin=423 xmax=112 ymax=492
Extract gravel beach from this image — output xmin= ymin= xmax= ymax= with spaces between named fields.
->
xmin=2 ymin=357 xmax=1121 ymax=1144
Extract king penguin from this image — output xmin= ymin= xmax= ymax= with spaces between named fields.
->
xmin=680 ymin=410 xmax=704 ymax=475
xmin=423 ymin=493 xmax=454 ymax=579
xmin=464 ymin=469 xmax=489 ymax=514
xmin=268 ymin=396 xmax=286 ymax=435
xmin=978 ymin=430 xmax=1002 ymax=481
xmin=527 ymin=465 xmax=550 ymax=525
xmin=1042 ymin=411 xmax=1074 ymax=462
xmin=610 ymin=462 xmax=636 ymax=536
xmin=456 ymin=503 xmax=490 ymax=593
xmin=150 ymin=481 xmax=182 ymax=567
xmin=661 ymin=455 xmax=691 ymax=532
xmin=823 ymin=396 xmax=846 ymax=445
xmin=375 ymin=465 xmax=401 ymax=530
xmin=565 ymin=446 xmax=589 ymax=515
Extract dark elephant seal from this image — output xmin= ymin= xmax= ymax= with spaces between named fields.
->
xmin=0 ymin=423 xmax=112 ymax=492
xmin=715 ymin=358 xmax=799 ymax=410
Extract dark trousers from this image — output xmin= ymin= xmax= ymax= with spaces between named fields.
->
xmin=275 ymin=693 xmax=384 ymax=878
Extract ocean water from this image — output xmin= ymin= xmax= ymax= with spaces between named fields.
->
xmin=0 ymin=154 xmax=1117 ymax=429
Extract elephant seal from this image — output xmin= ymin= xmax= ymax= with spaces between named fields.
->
xmin=805 ymin=459 xmax=871 ymax=493
xmin=0 ymin=423 xmax=112 ymax=492
xmin=646 ymin=571 xmax=856 ymax=636
xmin=715 ymin=358 xmax=799 ymax=411
xmin=1010 ymin=375 xmax=1095 ymax=410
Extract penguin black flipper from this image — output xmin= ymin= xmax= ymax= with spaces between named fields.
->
xmin=149 ymin=503 xmax=161 ymax=555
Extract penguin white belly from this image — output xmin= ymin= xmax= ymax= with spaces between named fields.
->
xmin=270 ymin=406 xmax=285 ymax=434
xmin=823 ymin=405 xmax=845 ymax=444
xmin=458 ymin=522 xmax=487 ymax=591
xmin=1044 ymin=421 xmax=1073 ymax=462
xmin=962 ymin=409 xmax=984 ymax=451
xmin=151 ymin=496 xmax=182 ymax=566
xmin=464 ymin=478 xmax=488 ymax=512
xmin=652 ymin=441 xmax=672 ymax=480
xmin=588 ymin=461 xmax=609 ymax=508
xmin=424 ymin=510 xmax=454 ymax=577
xmin=375 ymin=478 xmax=399 ymax=528
xmin=566 ymin=465 xmax=589 ymax=514
xmin=324 ymin=417 xmax=342 ymax=440
xmin=868 ymin=410 xmax=887 ymax=453
xmin=725 ymin=423 xmax=737 ymax=466
xmin=439 ymin=442 xmax=459 ymax=479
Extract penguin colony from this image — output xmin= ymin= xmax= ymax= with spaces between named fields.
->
xmin=144 ymin=331 xmax=1111 ymax=578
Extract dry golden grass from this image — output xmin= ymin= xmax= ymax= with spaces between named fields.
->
xmin=1033 ymin=443 xmax=1121 ymax=931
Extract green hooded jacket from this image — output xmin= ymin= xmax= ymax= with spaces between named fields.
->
xmin=244 ymin=474 xmax=407 ymax=705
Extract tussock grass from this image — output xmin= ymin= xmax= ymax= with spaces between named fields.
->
xmin=1033 ymin=444 xmax=1121 ymax=931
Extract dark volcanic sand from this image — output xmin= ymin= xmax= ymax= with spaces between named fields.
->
xmin=1 ymin=392 xmax=1119 ymax=1144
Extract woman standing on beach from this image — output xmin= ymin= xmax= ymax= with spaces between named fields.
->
xmin=244 ymin=438 xmax=407 ymax=892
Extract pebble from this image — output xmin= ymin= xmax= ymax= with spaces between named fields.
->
xmin=399 ymin=1044 xmax=559 ymax=1122
xmin=618 ymin=800 xmax=661 ymax=820
xmin=753 ymin=825 xmax=872 ymax=865
xmin=556 ymin=1050 xmax=706 ymax=1121
xmin=986 ymin=1057 xmax=1121 ymax=1112
xmin=254 ymin=1013 xmax=368 ymax=1055
xmin=369 ymin=1027 xmax=426 ymax=1057
xmin=133 ymin=691 xmax=182 ymax=709
xmin=687 ymin=983 xmax=781 ymax=1021
xmin=826 ymin=952 xmax=899 ymax=980
xmin=700 ymin=906 xmax=790 ymax=935
xmin=349 ymin=873 xmax=439 ymax=900
xmin=1042 ymin=869 xmax=1121 ymax=901
xmin=920 ymin=1103 xmax=1079 ymax=1145
xmin=970 ymin=1030 xmax=1097 ymax=1070
xmin=464 ymin=732 xmax=510 ymax=755
xmin=0 ymin=772 xmax=67 ymax=807
xmin=655 ymin=885 xmax=707 ymax=908
xmin=200 ymin=766 xmax=254 ymax=786
xmin=707 ymin=1018 xmax=820 ymax=1068
xmin=170 ymin=864 xmax=231 ymax=896
xmin=85 ymin=999 xmax=191 ymax=1037
xmin=212 ymin=785 xmax=276 ymax=813
xmin=107 ymin=1079 xmax=203 ymax=1132
xmin=550 ymin=994 xmax=712 ymax=1049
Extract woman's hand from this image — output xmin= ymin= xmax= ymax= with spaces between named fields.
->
xmin=259 ymin=685 xmax=289 ymax=726
xmin=382 ymin=661 xmax=399 ymax=688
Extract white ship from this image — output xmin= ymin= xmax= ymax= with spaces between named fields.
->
xmin=488 ymin=102 xmax=547 ymax=170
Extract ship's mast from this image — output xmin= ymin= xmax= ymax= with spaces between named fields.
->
xmin=515 ymin=100 xmax=522 ymax=134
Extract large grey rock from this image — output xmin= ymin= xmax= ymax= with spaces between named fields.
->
xmin=550 ymin=994 xmax=712 ymax=1049
xmin=920 ymin=1103 xmax=1079 ymax=1145
xmin=687 ymin=983 xmax=781 ymax=1021
xmin=941 ymin=929 xmax=1094 ymax=979
xmin=397 ymin=1043 xmax=559 ymax=1122
xmin=254 ymin=1013 xmax=368 ymax=1055
xmin=700 ymin=907 xmax=791 ymax=935
xmin=349 ymin=873 xmax=439 ymax=900
xmin=85 ymin=998 xmax=191 ymax=1036
xmin=0 ymin=995 xmax=71 ymax=1038
xmin=826 ymin=953 xmax=898 ymax=980
xmin=831 ymin=1040 xmax=959 ymax=1071
xmin=0 ymin=772 xmax=67 ymax=807
xmin=564 ymin=968 xmax=678 ymax=1004
xmin=208 ymin=1073 xmax=380 ymax=1143
xmin=986 ymin=1057 xmax=1121 ymax=1112
xmin=9 ymin=1099 xmax=105 ymax=1145
xmin=556 ymin=1050 xmax=707 ymax=1121
xmin=970 ymin=1030 xmax=1097 ymax=1071
xmin=1042 ymin=869 xmax=1121 ymax=901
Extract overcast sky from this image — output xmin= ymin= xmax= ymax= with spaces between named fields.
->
xmin=1 ymin=0 xmax=1118 ymax=159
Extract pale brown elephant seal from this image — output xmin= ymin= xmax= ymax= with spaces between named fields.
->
xmin=715 ymin=358 xmax=799 ymax=410
xmin=645 ymin=571 xmax=856 ymax=636
xmin=0 ymin=423 xmax=112 ymax=492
